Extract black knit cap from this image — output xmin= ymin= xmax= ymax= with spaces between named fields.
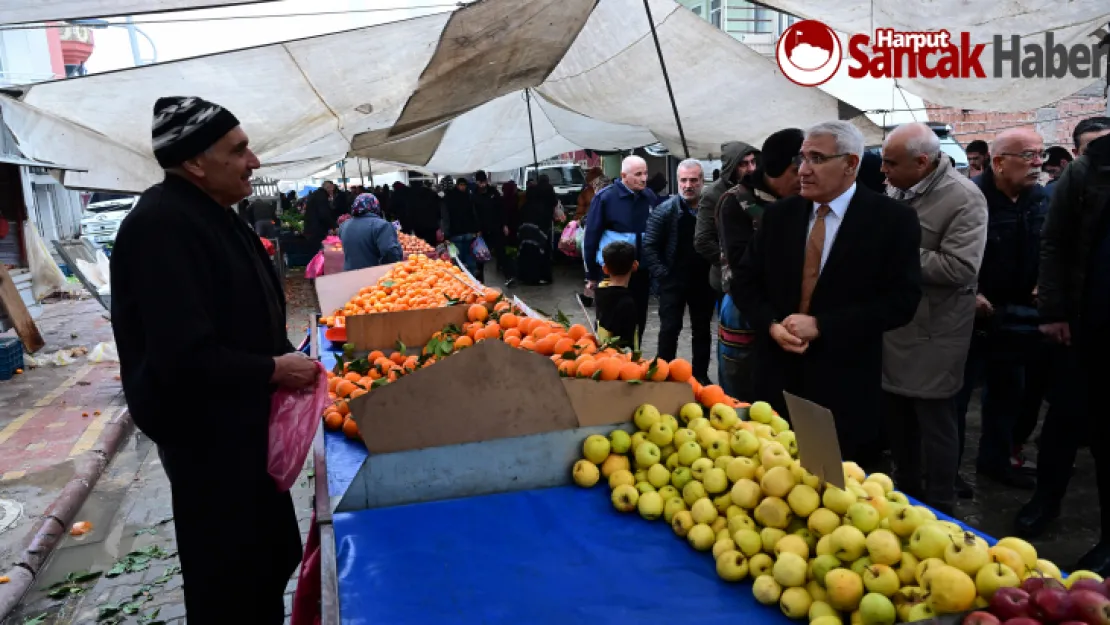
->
xmin=762 ymin=128 xmax=805 ymax=178
xmin=151 ymin=96 xmax=241 ymax=168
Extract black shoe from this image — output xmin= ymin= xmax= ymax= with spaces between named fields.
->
xmin=977 ymin=466 xmax=1036 ymax=490
xmin=1014 ymin=496 xmax=1061 ymax=538
xmin=1077 ymin=542 xmax=1110 ymax=577
xmin=955 ymin=474 xmax=974 ymax=499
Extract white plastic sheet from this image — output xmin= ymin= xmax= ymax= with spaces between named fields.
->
xmin=23 ymin=222 xmax=68 ymax=301
xmin=0 ymin=0 xmax=876 ymax=193
xmin=0 ymin=0 xmax=280 ymax=24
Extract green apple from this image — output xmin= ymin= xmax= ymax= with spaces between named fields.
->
xmin=864 ymin=529 xmax=901 ymax=566
xmin=889 ymin=505 xmax=929 ymax=538
xmin=988 ymin=546 xmax=1027 ymax=578
xmin=661 ymin=414 xmax=680 ymax=433
xmin=709 ymin=403 xmax=739 ymax=430
xmin=716 ymin=550 xmax=750 ymax=582
xmin=608 ymin=429 xmax=631 ymax=454
xmin=749 ymin=400 xmax=775 ymax=424
xmin=859 ymin=480 xmax=885 ymax=502
xmin=646 ymin=463 xmax=671 ymax=489
xmin=906 ymin=602 xmax=935 ymax=621
xmin=657 ymin=485 xmax=678 ymax=501
xmin=687 ymin=523 xmax=716 ymax=551
xmin=750 ymin=553 xmax=775 ymax=578
xmin=908 ymin=524 xmax=949 ymax=561
xmin=714 ymin=455 xmax=734 ymax=470
xmin=633 ymin=469 xmax=648 ymax=484
xmin=713 ymin=538 xmax=737 ymax=559
xmin=924 ymin=565 xmax=976 ymax=614
xmin=863 ymin=472 xmax=893 ymax=494
xmin=581 ymin=434 xmax=611 ymax=464
xmin=711 ymin=515 xmax=728 ymax=534
xmin=761 ymin=443 xmax=793 ymax=470
xmin=682 ymin=480 xmax=707 ymax=506
xmin=816 ymin=534 xmax=834 ymax=557
xmin=676 ymin=441 xmax=702 ymax=466
xmin=830 ymin=525 xmax=867 ymax=562
xmin=753 ymin=574 xmax=783 ymax=605
xmin=726 ymin=457 xmax=757 ymax=482
xmin=695 ymin=425 xmax=719 ymax=449
xmin=674 ymin=428 xmax=697 ymax=447
xmin=663 ymin=496 xmax=686 ymax=523
xmin=822 ymin=486 xmax=858 ymax=516
xmin=637 ymin=491 xmax=664 ymax=520
xmin=755 ymin=496 xmax=793 ymax=529
xmin=690 ymin=457 xmax=714 ymax=481
xmin=808 ymin=508 xmax=842 ymax=537
xmin=996 ymin=536 xmax=1038 ymax=571
xmin=691 ymin=497 xmax=719 ymax=525
xmin=611 ymin=484 xmax=638 ymax=512
xmin=706 ymin=438 xmax=731 ymax=460
xmin=812 ymin=617 xmax=844 ymax=625
xmin=859 ymin=592 xmax=896 ymax=625
xmin=664 ymin=453 xmax=680 ymax=471
xmin=633 ymin=403 xmax=661 ymax=431
xmin=892 ymin=551 xmax=919 ymax=586
xmin=678 ymin=402 xmax=703 ymax=424
xmin=851 ymin=557 xmax=873 ymax=577
xmin=600 ymin=453 xmax=630 ymax=478
xmin=826 ymin=568 xmax=865 ymax=612
xmin=671 ymin=510 xmax=694 ymax=537
xmin=794 ymin=528 xmax=819 ymax=554
xmin=713 ymin=493 xmax=734 ymax=514
xmin=761 ymin=527 xmax=787 ymax=553
xmin=769 ymin=414 xmax=790 ymax=434
xmin=725 ymin=505 xmax=746 ymax=520
xmin=1035 ymin=558 xmax=1063 ymax=581
xmin=670 ymin=466 xmax=693 ymax=491
xmin=634 ymin=441 xmax=661 ymax=469
xmin=647 ymin=422 xmax=674 ymax=447
xmin=630 ymin=431 xmax=649 ymax=452
xmin=572 ymin=459 xmax=599 ymax=487
xmin=808 ymin=579 xmax=829 ymax=603
xmin=760 ymin=466 xmax=797 ymax=498
xmin=944 ymin=531 xmax=989 ymax=575
xmin=687 ymin=417 xmax=709 ymax=432
xmin=775 ymin=534 xmax=810 ymax=560
xmin=914 ymin=557 xmax=946 ymax=589
xmin=842 ymin=461 xmax=866 ymax=483
xmin=863 ymin=564 xmax=900 ymax=597
xmin=729 ymin=514 xmax=757 ymax=535
xmin=733 ymin=528 xmax=763 ymax=556
xmin=893 ymin=586 xmax=926 ymax=622
xmin=846 ymin=502 xmax=880 ymax=534
xmin=658 ymin=444 xmax=676 ymax=460
xmin=753 ymin=423 xmax=775 ymax=440
xmin=635 ymin=482 xmax=655 ymax=494
xmin=974 ymin=562 xmax=1019 ymax=599
xmin=774 ymin=430 xmax=798 ymax=457
xmin=811 ymin=554 xmax=842 ymax=587
xmin=1066 ymin=569 xmax=1105 ymax=587
xmin=608 ymin=469 xmax=635 ymax=489
xmin=780 ymin=586 xmax=813 ymax=619
xmin=730 ymin=429 xmax=760 ymax=457
xmin=810 ymin=600 xmax=838 ymax=621
xmin=885 ymin=490 xmax=909 ymax=506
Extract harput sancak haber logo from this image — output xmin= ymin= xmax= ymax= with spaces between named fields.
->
xmin=777 ymin=21 xmax=1110 ymax=88
xmin=776 ymin=20 xmax=843 ymax=87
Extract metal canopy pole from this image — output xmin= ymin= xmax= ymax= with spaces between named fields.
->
xmin=356 ymin=157 xmax=364 ymax=186
xmin=642 ymin=0 xmax=689 ymax=158
xmin=525 ymin=89 xmax=541 ymax=182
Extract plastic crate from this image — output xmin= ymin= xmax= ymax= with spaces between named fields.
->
xmin=0 ymin=337 xmax=23 ymax=381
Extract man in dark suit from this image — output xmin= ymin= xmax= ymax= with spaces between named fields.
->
xmin=733 ymin=120 xmax=922 ymax=464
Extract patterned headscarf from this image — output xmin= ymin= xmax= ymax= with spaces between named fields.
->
xmin=351 ymin=193 xmax=382 ymax=217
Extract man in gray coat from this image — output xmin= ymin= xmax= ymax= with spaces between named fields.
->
xmin=694 ymin=141 xmax=759 ymax=294
xmin=880 ymin=123 xmax=988 ymax=515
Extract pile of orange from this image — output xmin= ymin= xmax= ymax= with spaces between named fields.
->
xmin=321 ymin=255 xmax=497 ymax=327
xmin=398 ymin=232 xmax=435 ymax=256
xmin=322 ymin=300 xmax=745 ymax=440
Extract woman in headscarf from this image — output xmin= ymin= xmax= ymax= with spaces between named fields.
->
xmin=516 ymin=175 xmax=558 ymax=285
xmin=338 ymin=193 xmax=403 ymax=271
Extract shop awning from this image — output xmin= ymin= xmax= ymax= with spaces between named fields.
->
xmin=0 ymin=0 xmax=882 ymax=193
xmin=0 ymin=153 xmax=87 ymax=172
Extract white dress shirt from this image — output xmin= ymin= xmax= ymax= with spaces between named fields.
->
xmin=806 ymin=182 xmax=856 ymax=273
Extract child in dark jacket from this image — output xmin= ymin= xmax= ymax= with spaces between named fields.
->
xmin=594 ymin=241 xmax=639 ymax=349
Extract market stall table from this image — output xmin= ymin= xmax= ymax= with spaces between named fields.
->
xmin=314 ymin=328 xmax=996 ymax=624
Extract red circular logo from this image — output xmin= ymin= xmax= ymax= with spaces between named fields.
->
xmin=776 ymin=20 xmax=842 ymax=87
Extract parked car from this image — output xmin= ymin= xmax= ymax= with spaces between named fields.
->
xmin=523 ymin=163 xmax=587 ymax=206
xmin=81 ymin=195 xmax=137 ymax=250
xmin=867 ymin=123 xmax=969 ymax=175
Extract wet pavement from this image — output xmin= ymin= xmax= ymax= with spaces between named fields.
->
xmin=2 ymin=260 xmax=1102 ymax=623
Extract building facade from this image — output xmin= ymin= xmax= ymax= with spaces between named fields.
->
xmin=676 ymin=0 xmax=797 ymax=55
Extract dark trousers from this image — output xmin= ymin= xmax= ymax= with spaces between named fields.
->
xmin=657 ymin=270 xmax=716 ymax=380
xmin=884 ymin=392 xmax=960 ymax=510
xmin=974 ymin=334 xmax=1050 ymax=473
xmin=160 ymin=446 xmax=301 ymax=623
xmin=414 ymin=226 xmax=439 ymax=249
xmin=630 ymin=268 xmax=651 ymax=347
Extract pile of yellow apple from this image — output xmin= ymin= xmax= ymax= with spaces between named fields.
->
xmin=570 ymin=400 xmax=1096 ymax=624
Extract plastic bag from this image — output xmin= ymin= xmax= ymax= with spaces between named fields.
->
xmin=24 ymin=222 xmax=68 ymax=301
xmin=471 ymin=235 xmax=492 ymax=263
xmin=268 ymin=361 xmax=330 ymax=492
xmin=88 ymin=342 xmax=119 ymax=363
xmin=304 ymin=251 xmax=325 ymax=279
xmin=574 ymin=221 xmax=586 ymax=256
xmin=558 ymin=220 xmax=580 ymax=257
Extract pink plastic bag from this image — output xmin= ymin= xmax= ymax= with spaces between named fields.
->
xmin=304 ymin=251 xmax=325 ymax=279
xmin=268 ymin=362 xmax=331 ymax=491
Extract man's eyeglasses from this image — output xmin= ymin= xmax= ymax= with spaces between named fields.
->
xmin=794 ymin=153 xmax=851 ymax=166
xmin=998 ymin=150 xmax=1047 ymax=162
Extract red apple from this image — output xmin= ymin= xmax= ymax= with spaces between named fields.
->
xmin=1033 ymin=587 xmax=1075 ymax=623
xmin=1023 ymin=576 xmax=1067 ymax=594
xmin=1070 ymin=589 xmax=1110 ymax=625
xmin=1072 ymin=579 xmax=1110 ymax=599
xmin=992 ymin=587 xmax=1032 ymax=621
xmin=1002 ymin=619 xmax=1042 ymax=625
xmin=963 ymin=612 xmax=1002 ymax=625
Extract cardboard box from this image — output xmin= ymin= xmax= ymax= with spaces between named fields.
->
xmin=314 ymin=263 xmax=471 ymax=350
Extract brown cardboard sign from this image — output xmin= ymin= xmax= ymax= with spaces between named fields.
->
xmin=782 ymin=391 xmax=845 ymax=489
xmin=563 ymin=380 xmax=694 ymax=428
xmin=348 ymin=339 xmax=579 ymax=454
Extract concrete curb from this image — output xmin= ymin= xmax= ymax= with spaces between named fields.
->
xmin=0 ymin=407 xmax=134 ymax=620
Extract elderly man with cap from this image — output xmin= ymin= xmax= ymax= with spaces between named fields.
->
xmin=110 ymin=96 xmax=316 ymax=622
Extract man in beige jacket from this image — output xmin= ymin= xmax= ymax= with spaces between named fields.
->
xmin=880 ymin=123 xmax=988 ymax=515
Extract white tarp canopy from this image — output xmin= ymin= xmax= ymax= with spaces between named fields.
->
xmin=0 ymin=0 xmax=280 ymax=24
xmin=755 ymin=0 xmax=1110 ymax=111
xmin=0 ymin=0 xmax=879 ymax=193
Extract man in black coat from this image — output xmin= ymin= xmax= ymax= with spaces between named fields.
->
xmin=304 ymin=180 xmax=339 ymax=249
xmin=110 ymin=96 xmax=318 ymax=623
xmin=733 ymin=120 xmax=922 ymax=464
